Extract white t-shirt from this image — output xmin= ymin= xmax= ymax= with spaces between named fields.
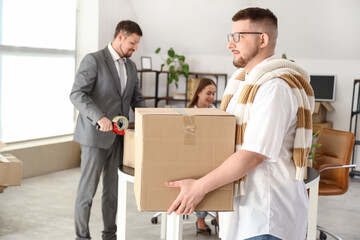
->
xmin=219 ymin=60 xmax=309 ymax=240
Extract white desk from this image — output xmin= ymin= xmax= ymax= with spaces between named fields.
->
xmin=305 ymin=167 xmax=320 ymax=240
xmin=118 ymin=166 xmax=167 ymax=240
xmin=117 ymin=166 xmax=135 ymax=240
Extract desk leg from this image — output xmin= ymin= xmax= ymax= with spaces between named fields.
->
xmin=166 ymin=213 xmax=183 ymax=240
xmin=117 ymin=178 xmax=128 ymax=240
xmin=307 ymin=181 xmax=319 ymax=240
xmin=160 ymin=212 xmax=167 ymax=240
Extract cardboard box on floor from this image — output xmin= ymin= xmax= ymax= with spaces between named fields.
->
xmin=134 ymin=108 xmax=236 ymax=212
xmin=0 ymin=153 xmax=23 ymax=186
xmin=312 ymin=101 xmax=334 ymax=123
xmin=0 ymin=141 xmax=6 ymax=148
xmin=123 ymin=129 xmax=135 ymax=168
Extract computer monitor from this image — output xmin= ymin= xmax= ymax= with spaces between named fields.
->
xmin=309 ymin=75 xmax=336 ymax=102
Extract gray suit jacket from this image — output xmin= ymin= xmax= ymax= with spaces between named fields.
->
xmin=70 ymin=46 xmax=145 ymax=149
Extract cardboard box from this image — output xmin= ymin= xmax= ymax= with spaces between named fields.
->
xmin=0 ymin=141 xmax=7 ymax=148
xmin=123 ymin=129 xmax=135 ymax=168
xmin=0 ymin=153 xmax=23 ymax=186
xmin=312 ymin=101 xmax=334 ymax=123
xmin=313 ymin=121 xmax=333 ymax=134
xmin=134 ymin=108 xmax=236 ymax=212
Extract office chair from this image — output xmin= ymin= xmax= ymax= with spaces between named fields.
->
xmin=312 ymin=128 xmax=356 ymax=240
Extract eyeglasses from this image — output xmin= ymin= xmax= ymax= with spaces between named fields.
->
xmin=227 ymin=32 xmax=263 ymax=43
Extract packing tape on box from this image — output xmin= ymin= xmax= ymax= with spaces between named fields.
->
xmin=173 ymin=109 xmax=196 ymax=145
xmin=0 ymin=154 xmax=10 ymax=163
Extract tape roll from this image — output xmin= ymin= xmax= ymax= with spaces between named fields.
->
xmin=112 ymin=116 xmax=129 ymax=131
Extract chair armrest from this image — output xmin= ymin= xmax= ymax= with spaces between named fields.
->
xmin=318 ymin=164 xmax=357 ymax=173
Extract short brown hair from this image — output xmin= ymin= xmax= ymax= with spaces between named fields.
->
xmin=188 ymin=78 xmax=216 ymax=108
xmin=113 ymin=20 xmax=143 ymax=39
xmin=232 ymin=7 xmax=277 ymax=29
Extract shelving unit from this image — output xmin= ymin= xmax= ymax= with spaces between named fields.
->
xmin=349 ymin=79 xmax=360 ymax=178
xmin=138 ymin=70 xmax=227 ymax=107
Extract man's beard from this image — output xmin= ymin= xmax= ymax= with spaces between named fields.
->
xmin=232 ymin=48 xmax=259 ymax=68
xmin=233 ymin=58 xmax=245 ymax=68
xmin=123 ymin=50 xmax=134 ymax=58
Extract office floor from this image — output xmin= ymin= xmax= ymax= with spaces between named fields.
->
xmin=0 ymin=168 xmax=359 ymax=240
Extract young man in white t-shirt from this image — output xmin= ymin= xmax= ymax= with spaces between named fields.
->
xmin=166 ymin=7 xmax=312 ymax=240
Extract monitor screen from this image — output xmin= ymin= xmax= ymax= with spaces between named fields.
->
xmin=309 ymin=75 xmax=336 ymax=102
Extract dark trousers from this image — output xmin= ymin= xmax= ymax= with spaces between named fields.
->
xmin=75 ymin=136 xmax=123 ymax=240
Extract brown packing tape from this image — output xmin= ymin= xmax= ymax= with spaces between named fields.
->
xmin=173 ymin=109 xmax=196 ymax=145
xmin=183 ymin=114 xmax=196 ymax=145
xmin=112 ymin=116 xmax=129 ymax=130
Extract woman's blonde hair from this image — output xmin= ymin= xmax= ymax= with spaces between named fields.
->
xmin=187 ymin=78 xmax=216 ymax=108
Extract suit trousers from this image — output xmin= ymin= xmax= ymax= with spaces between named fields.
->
xmin=75 ymin=135 xmax=123 ymax=240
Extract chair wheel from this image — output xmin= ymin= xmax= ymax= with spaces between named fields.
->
xmin=211 ymin=219 xmax=217 ymax=226
xmin=320 ymin=231 xmax=327 ymax=240
xmin=151 ymin=217 xmax=158 ymax=224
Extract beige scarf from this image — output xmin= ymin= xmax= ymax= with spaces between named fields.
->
xmin=220 ymin=59 xmax=315 ymax=196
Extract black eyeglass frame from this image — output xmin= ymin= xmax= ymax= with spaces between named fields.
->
xmin=227 ymin=32 xmax=263 ymax=43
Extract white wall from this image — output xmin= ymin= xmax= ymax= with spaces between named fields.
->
xmin=78 ymin=0 xmax=360 ymax=132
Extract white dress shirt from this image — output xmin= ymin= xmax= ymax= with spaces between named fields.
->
xmin=219 ymin=58 xmax=308 ymax=240
xmin=108 ymin=43 xmax=127 ymax=90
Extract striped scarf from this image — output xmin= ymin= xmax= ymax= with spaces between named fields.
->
xmin=220 ymin=58 xmax=315 ymax=196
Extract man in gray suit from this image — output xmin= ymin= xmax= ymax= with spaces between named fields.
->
xmin=70 ymin=20 xmax=146 ymax=240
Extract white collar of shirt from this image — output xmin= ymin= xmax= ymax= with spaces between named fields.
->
xmin=107 ymin=43 xmax=128 ymax=88
xmin=107 ymin=43 xmax=127 ymax=63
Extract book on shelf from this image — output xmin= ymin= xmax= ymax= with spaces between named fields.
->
xmin=172 ymin=93 xmax=186 ymax=100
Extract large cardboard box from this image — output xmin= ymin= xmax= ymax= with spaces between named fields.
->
xmin=0 ymin=153 xmax=23 ymax=186
xmin=134 ymin=108 xmax=236 ymax=212
xmin=312 ymin=101 xmax=334 ymax=123
xmin=0 ymin=141 xmax=7 ymax=148
xmin=123 ymin=129 xmax=135 ymax=168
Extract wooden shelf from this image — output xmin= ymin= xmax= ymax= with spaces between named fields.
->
xmin=143 ymin=96 xmax=156 ymax=100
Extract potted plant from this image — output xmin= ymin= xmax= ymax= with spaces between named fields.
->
xmin=155 ymin=47 xmax=189 ymax=88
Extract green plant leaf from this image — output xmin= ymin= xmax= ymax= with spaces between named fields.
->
xmin=168 ymin=48 xmax=175 ymax=58
xmin=166 ymin=58 xmax=172 ymax=65
xmin=168 ymin=76 xmax=173 ymax=84
xmin=178 ymin=55 xmax=185 ymax=62
xmin=313 ymin=129 xmax=321 ymax=138
xmin=182 ymin=64 xmax=189 ymax=77
xmin=169 ymin=65 xmax=175 ymax=72
xmin=160 ymin=63 xmax=165 ymax=71
xmin=155 ymin=47 xmax=161 ymax=54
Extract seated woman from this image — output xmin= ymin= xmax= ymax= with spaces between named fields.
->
xmin=188 ymin=78 xmax=218 ymax=236
xmin=188 ymin=78 xmax=216 ymax=109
